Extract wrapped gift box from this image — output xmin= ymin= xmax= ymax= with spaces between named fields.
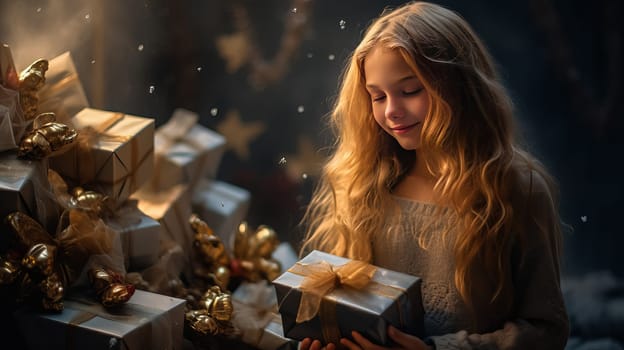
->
xmin=273 ymin=250 xmax=424 ymax=346
xmin=131 ymin=184 xmax=193 ymax=278
xmin=0 ymin=150 xmax=60 ymax=236
xmin=37 ymin=51 xmax=90 ymax=122
xmin=13 ymin=289 xmax=186 ymax=350
xmin=50 ymin=108 xmax=155 ymax=207
xmin=104 ymin=201 xmax=161 ymax=272
xmin=150 ymin=108 xmax=226 ymax=192
xmin=192 ymin=179 xmax=251 ymax=248
xmin=232 ymin=280 xmax=297 ymax=350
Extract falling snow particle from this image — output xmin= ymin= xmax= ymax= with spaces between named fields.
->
xmin=85 ymin=14 xmax=90 ymax=20
xmin=278 ymin=157 xmax=287 ymax=165
xmin=91 ymin=59 xmax=96 ymax=64
xmin=109 ymin=338 xmax=118 ymax=347
xmin=36 ymin=7 xmax=42 ymax=13
xmin=291 ymin=8 xmax=297 ymax=13
xmin=210 ymin=108 xmax=218 ymax=116
xmin=580 ymin=216 xmax=587 ymax=223
xmin=339 ymin=20 xmax=346 ymax=29
xmin=297 ymin=105 xmax=305 ymax=113
xmin=328 ymin=54 xmax=335 ymax=61
xmin=197 ymin=67 xmax=202 ymax=72
xmin=302 ymin=173 xmax=308 ymax=179
xmin=138 ymin=44 xmax=144 ymax=51
xmin=148 ymin=85 xmax=155 ymax=94
xmin=307 ymin=53 xmax=313 ymax=58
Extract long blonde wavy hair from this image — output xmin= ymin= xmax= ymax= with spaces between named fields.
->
xmin=300 ymin=2 xmax=561 ymax=308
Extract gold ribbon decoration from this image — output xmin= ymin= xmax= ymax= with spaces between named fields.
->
xmin=289 ymin=260 xmax=376 ymax=323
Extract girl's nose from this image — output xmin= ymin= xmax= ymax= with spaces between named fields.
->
xmin=385 ymin=96 xmax=405 ymax=120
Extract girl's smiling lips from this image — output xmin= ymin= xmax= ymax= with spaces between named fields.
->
xmin=390 ymin=121 xmax=420 ymax=134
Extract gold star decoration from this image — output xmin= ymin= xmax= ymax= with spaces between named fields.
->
xmin=282 ymin=136 xmax=326 ymax=182
xmin=216 ymin=109 xmax=266 ymax=160
xmin=215 ymin=31 xmax=251 ymax=73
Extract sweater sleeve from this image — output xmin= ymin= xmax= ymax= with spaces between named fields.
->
xmin=428 ymin=171 xmax=570 ymax=350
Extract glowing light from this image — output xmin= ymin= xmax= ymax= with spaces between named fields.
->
xmin=210 ymin=108 xmax=218 ymax=116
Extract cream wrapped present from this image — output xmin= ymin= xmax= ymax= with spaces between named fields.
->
xmin=131 ymin=184 xmax=193 ymax=278
xmin=37 ymin=51 xmax=89 ymax=122
xmin=191 ymin=179 xmax=251 ymax=248
xmin=104 ymin=201 xmax=161 ymax=272
xmin=50 ymin=108 xmax=155 ymax=207
xmin=232 ymin=280 xmax=298 ymax=350
xmin=150 ymin=108 xmax=226 ymax=192
xmin=273 ymin=250 xmax=424 ymax=346
xmin=14 ymin=289 xmax=186 ymax=350
xmin=0 ymin=150 xmax=61 ymax=235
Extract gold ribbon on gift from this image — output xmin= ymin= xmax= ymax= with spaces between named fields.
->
xmin=55 ymin=208 xmax=116 ymax=284
xmin=288 ymin=260 xmax=376 ymax=323
xmin=287 ymin=258 xmax=407 ymax=345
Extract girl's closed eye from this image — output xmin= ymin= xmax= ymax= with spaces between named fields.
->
xmin=372 ymin=94 xmax=386 ymax=102
xmin=403 ymin=87 xmax=424 ymax=96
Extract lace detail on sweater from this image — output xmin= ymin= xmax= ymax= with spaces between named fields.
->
xmin=373 ymin=197 xmax=470 ymax=336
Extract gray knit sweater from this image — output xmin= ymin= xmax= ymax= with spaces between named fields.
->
xmin=372 ymin=171 xmax=569 ymax=349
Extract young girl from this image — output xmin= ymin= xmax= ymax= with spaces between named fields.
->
xmin=299 ymin=1 xmax=569 ymax=349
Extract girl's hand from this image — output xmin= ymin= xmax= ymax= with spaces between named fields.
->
xmin=299 ymin=338 xmax=337 ymax=350
xmin=340 ymin=325 xmax=433 ymax=350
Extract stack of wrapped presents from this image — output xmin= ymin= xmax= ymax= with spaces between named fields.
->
xmin=0 ymin=46 xmax=424 ymax=350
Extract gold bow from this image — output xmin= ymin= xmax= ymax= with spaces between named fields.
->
xmin=289 ymin=260 xmax=376 ymax=323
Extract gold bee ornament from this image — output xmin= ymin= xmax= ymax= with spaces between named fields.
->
xmin=18 ymin=58 xmax=49 ymax=120
xmin=88 ymin=267 xmax=135 ymax=307
xmin=18 ymin=112 xmax=77 ymax=159
xmin=189 ymin=214 xmax=231 ymax=290
xmin=200 ymin=285 xmax=233 ymax=322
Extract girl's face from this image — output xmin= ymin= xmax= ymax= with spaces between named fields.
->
xmin=364 ymin=46 xmax=430 ymax=151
